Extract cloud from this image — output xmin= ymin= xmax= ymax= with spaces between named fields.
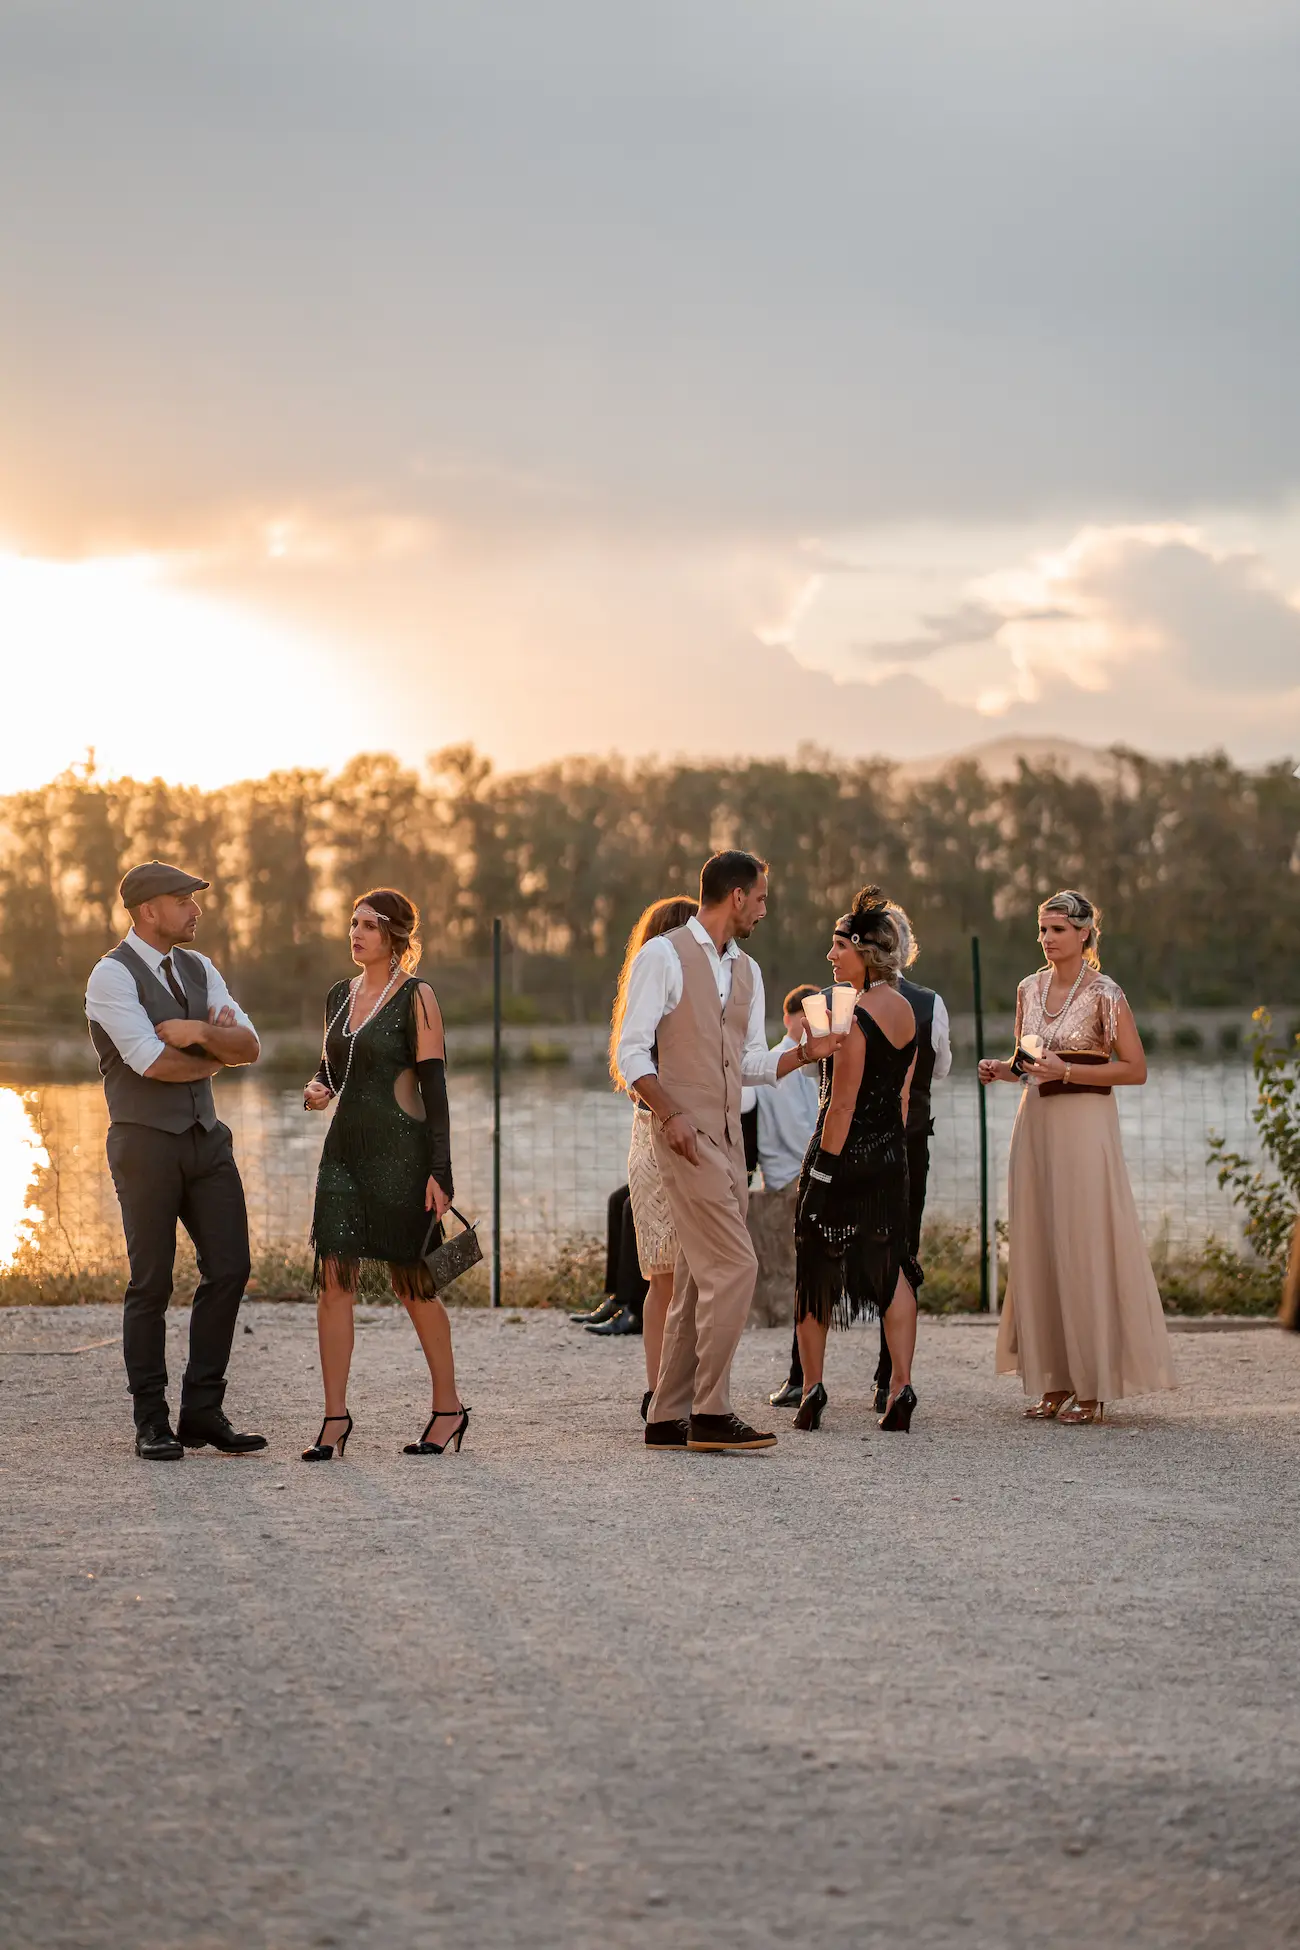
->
xmin=971 ymin=526 xmax=1300 ymax=705
xmin=1 ymin=4 xmax=1299 ymax=778
xmin=857 ymin=601 xmax=1010 ymax=664
xmin=1 ymin=0 xmax=1299 ymax=549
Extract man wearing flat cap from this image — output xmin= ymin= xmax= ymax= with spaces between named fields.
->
xmin=85 ymin=860 xmax=266 ymax=1460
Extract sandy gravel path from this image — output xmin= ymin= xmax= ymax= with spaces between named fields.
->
xmin=2 ymin=1304 xmax=1299 ymax=1949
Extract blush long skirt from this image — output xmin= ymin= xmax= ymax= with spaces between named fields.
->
xmin=995 ymin=1086 xmax=1175 ymax=1403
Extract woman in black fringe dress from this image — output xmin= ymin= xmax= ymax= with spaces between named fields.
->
xmin=300 ymin=888 xmax=468 ymax=1462
xmin=793 ymin=890 xmax=922 ymax=1433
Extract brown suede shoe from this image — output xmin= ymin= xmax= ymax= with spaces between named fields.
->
xmin=687 ymin=1413 xmax=777 ymax=1452
xmin=645 ymin=1419 xmax=689 ymax=1448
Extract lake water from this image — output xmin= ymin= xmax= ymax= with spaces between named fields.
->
xmin=0 ymin=1056 xmax=1262 ymax=1277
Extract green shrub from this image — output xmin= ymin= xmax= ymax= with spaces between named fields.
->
xmin=1207 ymin=1008 xmax=1300 ymax=1274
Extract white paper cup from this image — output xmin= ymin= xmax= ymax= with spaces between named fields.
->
xmin=802 ymin=992 xmax=830 ymax=1037
xmin=830 ymin=984 xmax=857 ymax=1034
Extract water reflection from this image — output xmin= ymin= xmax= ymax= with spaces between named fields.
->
xmin=0 ymin=1088 xmax=48 ymax=1267
xmin=0 ymin=1061 xmax=1262 ymax=1278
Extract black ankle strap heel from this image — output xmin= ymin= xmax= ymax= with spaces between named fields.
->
xmin=302 ymin=1412 xmax=352 ymax=1462
xmin=403 ymin=1404 xmax=470 ymax=1456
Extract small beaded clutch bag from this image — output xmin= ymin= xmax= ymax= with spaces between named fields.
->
xmin=418 ymin=1207 xmax=484 ymax=1294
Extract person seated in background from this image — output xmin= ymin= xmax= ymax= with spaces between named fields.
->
xmin=568 ymin=1184 xmax=648 ymax=1332
xmin=740 ymin=1087 xmax=759 ymax=1182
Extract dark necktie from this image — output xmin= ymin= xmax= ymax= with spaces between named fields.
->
xmin=160 ymin=956 xmax=189 ymax=1013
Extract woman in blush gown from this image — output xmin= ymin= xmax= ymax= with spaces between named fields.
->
xmin=979 ymin=889 xmax=1174 ymax=1424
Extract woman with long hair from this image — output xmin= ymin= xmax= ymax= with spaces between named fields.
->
xmin=609 ymin=894 xmax=699 ymax=1416
xmin=979 ymin=889 xmax=1174 ymax=1423
xmin=793 ymin=888 xmax=922 ymax=1433
xmin=300 ymin=888 xmax=468 ymax=1460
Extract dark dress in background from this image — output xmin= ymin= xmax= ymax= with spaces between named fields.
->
xmin=795 ymin=1001 xmax=922 ymax=1328
xmin=310 ymin=976 xmax=441 ymax=1298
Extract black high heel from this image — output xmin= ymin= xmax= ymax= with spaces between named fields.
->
xmin=879 ymin=1384 xmax=917 ymax=1433
xmin=793 ymin=1382 xmax=828 ymax=1431
xmin=301 ymin=1412 xmax=352 ymax=1461
xmin=403 ymin=1404 xmax=470 ymax=1456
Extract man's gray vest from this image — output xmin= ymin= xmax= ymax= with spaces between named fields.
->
xmin=899 ymin=976 xmax=938 ymax=1140
xmin=88 ymin=942 xmax=217 ymax=1133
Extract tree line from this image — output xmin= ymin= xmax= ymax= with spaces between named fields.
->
xmin=2 ymin=744 xmax=1296 ymax=1029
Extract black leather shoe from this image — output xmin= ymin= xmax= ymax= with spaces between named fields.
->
xmin=645 ymin=1418 xmax=689 ymax=1448
xmin=687 ymin=1413 xmax=776 ymax=1452
xmin=586 ymin=1306 xmax=642 ymax=1337
xmin=873 ymin=1381 xmax=890 ymax=1415
xmin=135 ymin=1419 xmax=183 ymax=1461
xmin=640 ymin=1389 xmax=653 ymax=1422
xmin=793 ymin=1382 xmax=828 ymax=1431
xmin=569 ymin=1294 xmax=620 ymax=1324
xmin=177 ymin=1407 xmax=268 ymax=1453
xmin=769 ymin=1378 xmax=803 ymax=1409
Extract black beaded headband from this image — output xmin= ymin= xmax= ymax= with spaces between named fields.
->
xmin=834 ymin=904 xmax=891 ymax=947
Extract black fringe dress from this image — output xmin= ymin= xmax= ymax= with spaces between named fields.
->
xmin=310 ymin=976 xmax=442 ymax=1299
xmin=794 ymin=1002 xmax=923 ymax=1328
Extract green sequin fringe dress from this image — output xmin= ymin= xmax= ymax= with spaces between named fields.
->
xmin=310 ymin=976 xmax=442 ymax=1299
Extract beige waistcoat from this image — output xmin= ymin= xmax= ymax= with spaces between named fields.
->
xmin=655 ymin=925 xmax=753 ymax=1149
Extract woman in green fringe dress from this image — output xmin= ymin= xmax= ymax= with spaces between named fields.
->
xmin=300 ymin=888 xmax=468 ymax=1461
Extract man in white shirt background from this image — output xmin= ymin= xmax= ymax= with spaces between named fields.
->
xmin=616 ymin=851 xmax=839 ymax=1452
xmin=85 ymin=860 xmax=265 ymax=1460
xmin=755 ymin=983 xmax=823 ymax=1196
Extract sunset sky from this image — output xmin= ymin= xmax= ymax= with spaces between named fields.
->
xmin=2 ymin=0 xmax=1299 ymax=790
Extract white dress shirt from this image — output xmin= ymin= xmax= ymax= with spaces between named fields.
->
xmin=756 ymin=1034 xmax=822 ymax=1191
xmin=616 ymin=914 xmax=782 ymax=1091
xmin=85 ymin=930 xmax=258 ymax=1077
xmin=930 ymin=994 xmax=953 ymax=1080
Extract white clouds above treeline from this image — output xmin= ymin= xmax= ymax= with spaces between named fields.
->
xmin=0 ymin=1 xmax=1297 ymax=779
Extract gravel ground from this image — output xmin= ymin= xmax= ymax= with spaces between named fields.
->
xmin=2 ymin=1303 xmax=1299 ymax=1950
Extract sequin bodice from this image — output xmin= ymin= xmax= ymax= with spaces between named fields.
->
xmin=1017 ymin=970 xmax=1124 ymax=1057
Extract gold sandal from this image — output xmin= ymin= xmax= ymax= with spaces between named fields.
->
xmin=1024 ymin=1392 xmax=1072 ymax=1420
xmin=1057 ymin=1396 xmax=1105 ymax=1425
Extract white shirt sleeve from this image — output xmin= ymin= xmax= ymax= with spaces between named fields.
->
xmin=931 ymin=993 xmax=952 ymax=1081
xmin=740 ymin=959 xmax=782 ymax=1086
xmin=615 ymin=938 xmax=682 ymax=1088
xmin=192 ymin=954 xmax=259 ymax=1045
xmin=85 ymin=959 xmax=167 ymax=1077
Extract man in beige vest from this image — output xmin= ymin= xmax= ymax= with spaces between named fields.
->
xmin=616 ymin=851 xmax=837 ymax=1450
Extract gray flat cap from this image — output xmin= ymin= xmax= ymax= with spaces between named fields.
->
xmin=119 ymin=859 xmax=210 ymax=906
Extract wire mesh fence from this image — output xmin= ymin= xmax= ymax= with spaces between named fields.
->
xmin=0 ymin=1052 xmax=1268 ymax=1306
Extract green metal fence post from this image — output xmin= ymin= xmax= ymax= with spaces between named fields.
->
xmin=971 ymin=933 xmax=990 ymax=1312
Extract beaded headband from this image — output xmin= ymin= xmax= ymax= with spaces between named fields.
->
xmin=833 ymin=904 xmax=892 ymax=948
xmin=353 ymin=900 xmax=413 ymax=943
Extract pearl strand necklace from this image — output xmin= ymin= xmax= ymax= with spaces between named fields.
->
xmin=321 ymin=964 xmax=403 ymax=1099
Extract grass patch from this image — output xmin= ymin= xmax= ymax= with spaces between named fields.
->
xmin=1 ymin=1223 xmax=1279 ymax=1317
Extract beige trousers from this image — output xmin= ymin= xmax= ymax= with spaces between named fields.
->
xmin=648 ymin=1130 xmax=757 ymax=1421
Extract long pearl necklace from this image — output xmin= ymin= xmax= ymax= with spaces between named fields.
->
xmin=1039 ymin=962 xmax=1087 ymax=1049
xmin=321 ymin=964 xmax=403 ymax=1098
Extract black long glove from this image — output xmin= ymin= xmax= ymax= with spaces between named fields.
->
xmin=797 ymin=1144 xmax=842 ymax=1232
xmin=415 ymin=1057 xmax=454 ymax=1200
